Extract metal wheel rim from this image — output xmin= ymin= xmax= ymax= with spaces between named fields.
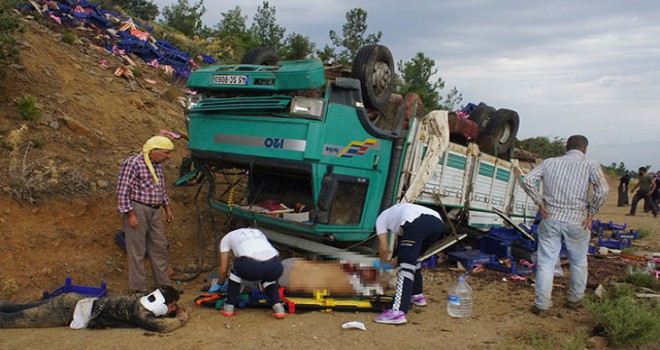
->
xmin=498 ymin=123 xmax=512 ymax=144
xmin=373 ymin=61 xmax=392 ymax=96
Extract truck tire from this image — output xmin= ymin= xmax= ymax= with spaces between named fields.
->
xmin=352 ymin=45 xmax=394 ymax=109
xmin=477 ymin=108 xmax=519 ymax=156
xmin=468 ymin=102 xmax=496 ymax=132
xmin=240 ymin=47 xmax=280 ymax=65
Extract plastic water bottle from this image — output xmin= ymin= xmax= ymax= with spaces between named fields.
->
xmin=447 ymin=274 xmax=473 ymax=318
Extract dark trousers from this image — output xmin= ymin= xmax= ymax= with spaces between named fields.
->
xmin=0 ymin=294 xmax=85 ymax=328
xmin=392 ymin=214 xmax=444 ymax=313
xmin=630 ymin=190 xmax=657 ymax=216
xmin=226 ymin=256 xmax=283 ymax=307
xmin=617 ymin=183 xmax=629 ymax=206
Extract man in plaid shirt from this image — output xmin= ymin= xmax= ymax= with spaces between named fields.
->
xmin=117 ymin=136 xmax=175 ymax=292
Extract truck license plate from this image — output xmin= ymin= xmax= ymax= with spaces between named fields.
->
xmin=213 ymin=74 xmax=248 ymax=85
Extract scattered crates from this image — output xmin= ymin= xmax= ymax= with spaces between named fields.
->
xmin=42 ymin=277 xmax=107 ymax=300
xmin=448 ymin=249 xmax=495 ymax=268
xmin=591 ymin=220 xmax=627 ymax=236
xmin=485 ymin=261 xmax=535 ymax=275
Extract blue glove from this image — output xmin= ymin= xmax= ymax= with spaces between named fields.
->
xmin=373 ymin=260 xmax=393 ymax=271
xmin=210 ymin=280 xmax=229 ymax=293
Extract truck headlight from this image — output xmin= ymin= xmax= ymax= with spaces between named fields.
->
xmin=290 ymin=97 xmax=324 ymax=120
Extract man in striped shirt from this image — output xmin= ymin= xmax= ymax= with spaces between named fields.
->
xmin=117 ymin=136 xmax=175 ymax=293
xmin=521 ymin=135 xmax=608 ymax=315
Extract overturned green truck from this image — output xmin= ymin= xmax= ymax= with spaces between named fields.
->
xmin=181 ymin=45 xmax=538 ymax=256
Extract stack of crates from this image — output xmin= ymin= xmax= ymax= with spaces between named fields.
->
xmin=591 ymin=219 xmax=636 ymax=249
xmin=480 ymin=227 xmax=536 ymax=275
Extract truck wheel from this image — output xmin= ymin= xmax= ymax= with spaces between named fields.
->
xmin=240 ymin=47 xmax=280 ymax=65
xmin=477 ymin=108 xmax=519 ymax=155
xmin=352 ymin=45 xmax=394 ymax=109
xmin=468 ymin=102 xmax=496 ymax=132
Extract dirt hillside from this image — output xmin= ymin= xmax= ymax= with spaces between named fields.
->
xmin=1 ymin=15 xmax=659 ymax=350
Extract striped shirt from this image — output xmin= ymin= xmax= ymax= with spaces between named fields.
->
xmin=116 ymin=153 xmax=170 ymax=213
xmin=522 ymin=149 xmax=608 ymax=224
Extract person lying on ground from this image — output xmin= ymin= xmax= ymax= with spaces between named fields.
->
xmin=0 ymin=285 xmax=188 ymax=332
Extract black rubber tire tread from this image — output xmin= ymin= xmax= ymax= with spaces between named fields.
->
xmin=240 ymin=47 xmax=280 ymax=65
xmin=468 ymin=102 xmax=496 ymax=132
xmin=477 ymin=108 xmax=520 ymax=156
xmin=351 ymin=45 xmax=394 ymax=109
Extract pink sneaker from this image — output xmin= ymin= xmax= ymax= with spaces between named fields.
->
xmin=411 ymin=293 xmax=427 ymax=306
xmin=374 ymin=309 xmax=407 ymax=324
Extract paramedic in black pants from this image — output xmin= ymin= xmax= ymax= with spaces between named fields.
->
xmin=213 ymin=226 xmax=285 ymax=319
xmin=373 ymin=203 xmax=445 ymax=324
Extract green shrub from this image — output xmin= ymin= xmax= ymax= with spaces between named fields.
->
xmin=61 ymin=30 xmax=76 ymax=44
xmin=637 ymin=228 xmax=651 ymax=239
xmin=625 ymin=271 xmax=660 ymax=291
xmin=18 ymin=96 xmax=41 ymax=121
xmin=129 ymin=67 xmax=142 ymax=78
xmin=497 ymin=330 xmax=587 ymax=350
xmin=584 ymin=285 xmax=660 ymax=348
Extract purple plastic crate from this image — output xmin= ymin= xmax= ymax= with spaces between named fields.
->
xmin=42 ymin=277 xmax=107 ymax=300
xmin=448 ymin=250 xmax=495 ymax=268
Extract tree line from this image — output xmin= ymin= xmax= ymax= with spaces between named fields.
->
xmin=1 ymin=0 xmax=593 ymax=154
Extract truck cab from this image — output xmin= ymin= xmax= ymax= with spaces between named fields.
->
xmin=185 ymin=47 xmax=402 ymax=245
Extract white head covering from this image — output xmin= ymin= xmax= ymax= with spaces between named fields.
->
xmin=142 ymin=136 xmax=174 ymax=184
xmin=139 ymin=288 xmax=168 ymax=316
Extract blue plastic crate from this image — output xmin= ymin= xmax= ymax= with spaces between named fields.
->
xmin=421 ymin=255 xmax=437 ymax=268
xmin=448 ymin=249 xmax=495 ymax=268
xmin=488 ymin=227 xmax=520 ymax=242
xmin=597 ymin=236 xmax=632 ymax=250
xmin=607 ymin=221 xmax=627 ymax=230
xmin=612 ymin=229 xmax=638 ymax=240
xmin=485 ymin=261 xmax=535 ymax=275
xmin=480 ymin=236 xmax=513 ymax=259
xmin=42 ymin=277 xmax=107 ymax=300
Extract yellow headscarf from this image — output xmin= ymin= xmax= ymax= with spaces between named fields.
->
xmin=142 ymin=136 xmax=174 ymax=184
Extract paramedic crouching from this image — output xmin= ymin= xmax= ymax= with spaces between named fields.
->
xmin=373 ymin=203 xmax=445 ymax=324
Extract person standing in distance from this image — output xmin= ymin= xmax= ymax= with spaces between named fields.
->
xmin=627 ymin=167 xmax=657 ymax=217
xmin=373 ymin=203 xmax=445 ymax=324
xmin=521 ymin=135 xmax=608 ymax=316
xmin=117 ymin=135 xmax=175 ymax=293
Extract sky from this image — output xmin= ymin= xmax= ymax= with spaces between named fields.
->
xmin=153 ymin=0 xmax=660 ymax=171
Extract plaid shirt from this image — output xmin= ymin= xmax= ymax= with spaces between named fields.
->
xmin=117 ymin=153 xmax=170 ymax=213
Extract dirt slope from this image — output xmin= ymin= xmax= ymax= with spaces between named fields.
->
xmin=0 ymin=16 xmax=202 ymax=299
xmin=1 ymin=15 xmax=659 ymax=350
